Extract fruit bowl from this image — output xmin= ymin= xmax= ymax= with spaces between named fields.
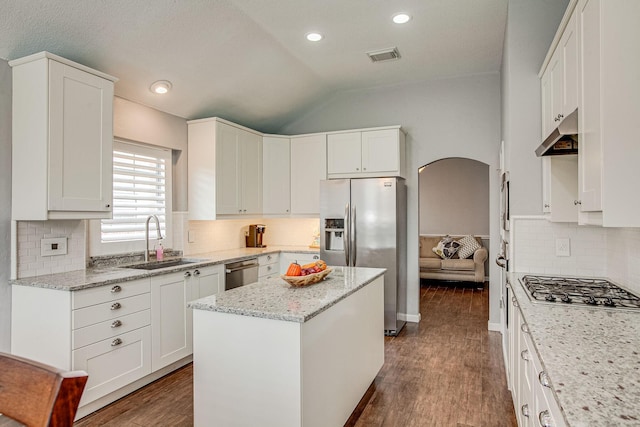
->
xmin=281 ymin=268 xmax=332 ymax=287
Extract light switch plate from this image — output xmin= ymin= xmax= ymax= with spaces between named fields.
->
xmin=41 ymin=237 xmax=68 ymax=256
xmin=555 ymin=238 xmax=570 ymax=257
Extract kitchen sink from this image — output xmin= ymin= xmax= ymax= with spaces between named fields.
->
xmin=119 ymin=258 xmax=204 ymax=270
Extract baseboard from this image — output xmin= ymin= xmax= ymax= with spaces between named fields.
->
xmin=488 ymin=321 xmax=502 ymax=332
xmin=399 ymin=313 xmax=421 ymax=323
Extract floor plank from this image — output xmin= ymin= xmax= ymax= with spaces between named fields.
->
xmin=75 ymin=280 xmax=516 ymax=426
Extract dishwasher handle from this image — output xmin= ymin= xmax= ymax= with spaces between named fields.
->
xmin=225 ymin=261 xmax=259 ymax=274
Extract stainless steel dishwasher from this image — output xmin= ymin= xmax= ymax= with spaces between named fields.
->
xmin=225 ymin=258 xmax=259 ymax=290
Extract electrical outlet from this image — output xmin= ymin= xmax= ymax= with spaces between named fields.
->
xmin=555 ymin=238 xmax=570 ymax=257
xmin=41 ymin=237 xmax=68 ymax=256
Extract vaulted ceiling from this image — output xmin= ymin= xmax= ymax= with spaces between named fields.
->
xmin=0 ymin=0 xmax=508 ymax=133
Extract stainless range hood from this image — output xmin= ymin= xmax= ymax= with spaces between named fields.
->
xmin=535 ymin=109 xmax=578 ymax=156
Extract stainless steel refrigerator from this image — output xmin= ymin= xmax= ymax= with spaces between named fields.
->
xmin=320 ymin=178 xmax=407 ymax=336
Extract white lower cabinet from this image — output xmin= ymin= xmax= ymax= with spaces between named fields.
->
xmin=151 ymin=272 xmax=193 ymax=372
xmin=73 ymin=326 xmax=152 ymax=406
xmin=258 ymin=253 xmax=280 ymax=280
xmin=508 ymin=285 xmax=565 ymax=427
xmin=151 ymin=265 xmax=225 ymax=372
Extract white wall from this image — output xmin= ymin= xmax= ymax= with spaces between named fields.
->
xmin=501 ymin=0 xmax=569 ymax=215
xmin=419 ymin=158 xmax=490 ymax=236
xmin=279 ymin=73 xmax=502 ymax=326
xmin=0 ymin=59 xmax=12 ymax=351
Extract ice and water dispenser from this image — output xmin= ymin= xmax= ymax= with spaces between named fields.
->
xmin=324 ymin=218 xmax=344 ymax=251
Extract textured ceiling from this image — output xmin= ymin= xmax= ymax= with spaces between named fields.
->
xmin=0 ymin=0 xmax=507 ymax=133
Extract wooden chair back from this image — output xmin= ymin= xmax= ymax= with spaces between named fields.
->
xmin=0 ymin=352 xmax=88 ymax=427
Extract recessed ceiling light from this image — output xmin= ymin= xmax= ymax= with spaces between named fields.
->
xmin=392 ymin=13 xmax=411 ymax=24
xmin=150 ymin=80 xmax=172 ymax=94
xmin=306 ymin=32 xmax=323 ymax=42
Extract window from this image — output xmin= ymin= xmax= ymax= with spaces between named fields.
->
xmin=90 ymin=140 xmax=172 ymax=255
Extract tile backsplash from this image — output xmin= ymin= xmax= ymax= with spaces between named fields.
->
xmin=511 ymin=216 xmax=640 ymax=292
xmin=17 ymin=220 xmax=86 ymax=278
xmin=183 ymin=217 xmax=319 ymax=256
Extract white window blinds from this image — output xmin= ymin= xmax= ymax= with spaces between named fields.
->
xmin=101 ymin=141 xmax=172 ymax=243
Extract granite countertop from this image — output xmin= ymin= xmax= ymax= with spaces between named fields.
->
xmin=10 ymin=246 xmax=318 ymax=291
xmin=510 ymin=272 xmax=640 ymax=426
xmin=189 ymin=266 xmax=385 ymax=323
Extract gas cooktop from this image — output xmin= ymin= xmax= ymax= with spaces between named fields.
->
xmin=520 ymin=275 xmax=640 ymax=310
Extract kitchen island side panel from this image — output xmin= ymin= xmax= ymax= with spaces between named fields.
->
xmin=192 ymin=276 xmax=384 ymax=427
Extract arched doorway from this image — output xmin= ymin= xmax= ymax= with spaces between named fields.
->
xmin=418 ymin=158 xmax=490 ymax=288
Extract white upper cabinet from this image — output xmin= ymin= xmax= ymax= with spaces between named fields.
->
xmin=327 ymin=127 xmax=405 ymax=179
xmin=10 ymin=52 xmax=117 ymax=220
xmin=290 ymin=134 xmax=327 ymax=215
xmin=540 ymin=10 xmax=577 ymax=140
xmin=542 ymin=155 xmax=579 ymax=222
xmin=263 ymin=136 xmax=291 ymax=215
xmin=188 ymin=118 xmax=262 ymax=219
xmin=577 ymin=0 xmax=640 ymax=226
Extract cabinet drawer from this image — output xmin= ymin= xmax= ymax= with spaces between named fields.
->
xmin=73 ymin=309 xmax=151 ymax=350
xmin=258 ymin=253 xmax=279 ymax=266
xmin=259 ymin=264 xmax=278 ymax=278
xmin=73 ymin=326 xmax=151 ymax=406
xmin=73 ymin=293 xmax=150 ymax=329
xmin=73 ymin=278 xmax=150 ymax=309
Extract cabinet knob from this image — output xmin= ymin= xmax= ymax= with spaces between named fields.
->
xmin=267 ymin=266 xmax=272 ymax=271
xmin=193 ymin=270 xmax=200 ymax=276
xmin=521 ymin=404 xmax=530 ymax=418
xmin=356 ymin=168 xmax=359 ymax=171
xmin=105 ymin=204 xmax=111 ymax=208
xmin=111 ymin=285 xmax=122 ymax=293
xmin=111 ymin=320 xmax=122 ymax=328
xmin=184 ymin=271 xmax=192 ymax=278
xmin=363 ymin=167 xmax=366 ymax=171
xmin=111 ymin=338 xmax=123 ymax=347
xmin=110 ymin=302 xmax=121 ymax=310
xmin=538 ymin=371 xmax=551 ymax=388
xmin=554 ymin=117 xmax=561 ymax=122
xmin=521 ymin=350 xmax=529 ymax=361
xmin=267 ymin=255 xmax=272 ymax=261
xmin=520 ymin=323 xmax=529 ymax=334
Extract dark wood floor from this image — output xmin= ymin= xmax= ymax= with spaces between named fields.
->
xmin=75 ymin=280 xmax=516 ymax=427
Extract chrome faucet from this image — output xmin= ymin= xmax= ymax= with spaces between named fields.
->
xmin=145 ymin=215 xmax=164 ymax=262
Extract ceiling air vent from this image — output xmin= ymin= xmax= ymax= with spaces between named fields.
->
xmin=366 ymin=47 xmax=401 ymax=63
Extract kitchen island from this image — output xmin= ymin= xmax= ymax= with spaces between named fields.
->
xmin=189 ymin=266 xmax=385 ymax=427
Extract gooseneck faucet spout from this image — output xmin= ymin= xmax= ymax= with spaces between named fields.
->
xmin=145 ymin=215 xmax=164 ymax=262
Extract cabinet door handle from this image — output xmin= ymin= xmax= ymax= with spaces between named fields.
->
xmin=111 ymin=320 xmax=122 ymax=328
xmin=110 ymin=302 xmax=121 ymax=310
xmin=521 ymin=404 xmax=530 ymax=418
xmin=538 ymin=410 xmax=553 ymax=427
xmin=193 ymin=270 xmax=200 ymax=276
xmin=184 ymin=271 xmax=191 ymax=278
xmin=267 ymin=255 xmax=272 ymax=261
xmin=313 ymin=255 xmax=319 ymax=260
xmin=111 ymin=338 xmax=123 ymax=347
xmin=111 ymin=285 xmax=122 ymax=293
xmin=521 ymin=350 xmax=529 ymax=361
xmin=267 ymin=266 xmax=272 ymax=271
xmin=544 ymin=203 xmax=550 ymax=208
xmin=520 ymin=323 xmax=529 ymax=333
xmin=574 ymin=200 xmax=582 ymax=205
xmin=538 ymin=371 xmax=551 ymax=388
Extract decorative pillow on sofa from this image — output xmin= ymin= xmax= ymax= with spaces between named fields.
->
xmin=432 ymin=237 xmax=461 ymax=259
xmin=457 ymin=235 xmax=481 ymax=259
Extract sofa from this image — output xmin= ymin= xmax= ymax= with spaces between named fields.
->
xmin=419 ymin=235 xmax=488 ymax=283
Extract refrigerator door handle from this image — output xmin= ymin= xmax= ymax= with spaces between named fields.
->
xmin=344 ymin=203 xmax=350 ymax=266
xmin=352 ymin=205 xmax=357 ymax=267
